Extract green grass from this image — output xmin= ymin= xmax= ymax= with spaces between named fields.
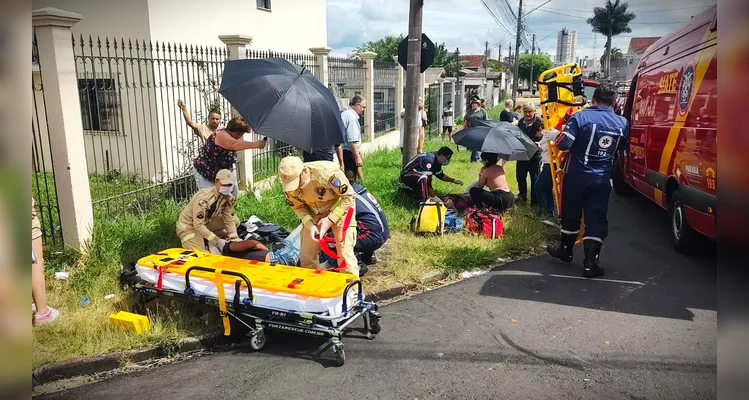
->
xmin=33 ymin=134 xmax=552 ymax=369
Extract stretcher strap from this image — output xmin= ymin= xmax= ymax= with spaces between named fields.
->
xmin=318 ymin=207 xmax=355 ymax=272
xmin=213 ymin=269 xmax=231 ymax=336
xmin=156 ymin=259 xmax=185 ymax=290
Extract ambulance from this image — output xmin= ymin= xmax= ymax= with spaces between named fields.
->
xmin=612 ymin=5 xmax=717 ymax=252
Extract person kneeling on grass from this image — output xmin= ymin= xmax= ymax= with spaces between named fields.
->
xmin=319 ymin=183 xmax=390 ymax=276
xmin=400 ymin=146 xmax=463 ymax=201
xmin=468 ymin=152 xmax=515 ymax=212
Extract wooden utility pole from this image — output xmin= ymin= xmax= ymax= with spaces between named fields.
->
xmin=402 ymin=0 xmax=424 ymax=167
xmin=483 ymin=40 xmax=489 ymax=98
xmin=512 ymin=0 xmax=523 ymax=101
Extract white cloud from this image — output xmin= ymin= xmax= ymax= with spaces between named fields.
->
xmin=327 ymin=0 xmax=717 ymax=60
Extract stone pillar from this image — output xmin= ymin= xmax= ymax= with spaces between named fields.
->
xmin=358 ymin=51 xmax=377 ymax=143
xmin=455 ymin=78 xmax=465 ymax=119
xmin=445 ymin=77 xmax=457 ymax=113
xmin=32 ymin=8 xmax=93 ymax=251
xmin=219 ymin=34 xmax=254 ymax=192
xmin=309 ymin=46 xmax=332 ymax=87
xmin=437 ymin=78 xmax=444 ymax=133
xmin=393 ymin=55 xmax=404 ymax=131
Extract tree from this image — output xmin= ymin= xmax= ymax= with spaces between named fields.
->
xmin=441 ymin=47 xmax=468 ymax=77
xmin=600 ymin=47 xmax=623 ymax=67
xmin=518 ymin=53 xmax=553 ymax=87
xmin=587 ymin=0 xmax=636 ymax=78
xmin=350 ymin=34 xmax=404 ymax=62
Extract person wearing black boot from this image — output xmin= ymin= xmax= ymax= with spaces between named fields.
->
xmin=546 ymin=84 xmax=629 ymax=278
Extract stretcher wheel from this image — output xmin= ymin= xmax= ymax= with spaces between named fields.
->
xmin=369 ymin=314 xmax=381 ymax=334
xmin=333 ymin=344 xmax=346 ymax=366
xmin=249 ymin=330 xmax=266 ymax=351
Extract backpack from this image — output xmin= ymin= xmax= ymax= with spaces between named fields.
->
xmin=444 ymin=212 xmax=463 ymax=233
xmin=411 ymin=199 xmax=447 ymax=235
xmin=465 ymin=208 xmax=504 ymax=239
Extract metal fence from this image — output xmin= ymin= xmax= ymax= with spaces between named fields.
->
xmin=245 ymin=49 xmax=318 ymax=181
xmin=72 ymin=34 xmax=234 ymax=215
xmin=425 ymin=83 xmax=441 ymax=136
xmin=32 ymin=33 xmax=63 ymax=246
xmin=373 ymin=59 xmax=397 ymax=137
xmin=328 ymin=56 xmax=366 ymax=136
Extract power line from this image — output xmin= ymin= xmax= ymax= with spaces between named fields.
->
xmin=539 ymin=5 xmax=713 ymax=13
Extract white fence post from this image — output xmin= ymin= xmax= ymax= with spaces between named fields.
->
xmin=393 ymin=55 xmax=404 ymax=131
xmin=437 ymin=78 xmax=445 ymax=133
xmin=33 ymin=8 xmax=94 ymax=251
xmin=358 ymin=51 xmax=377 ymax=143
xmin=309 ymin=47 xmax=332 ymax=87
xmin=219 ymin=34 xmax=254 ymax=192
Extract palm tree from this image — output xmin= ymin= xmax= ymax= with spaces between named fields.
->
xmin=587 ymin=0 xmax=636 ymax=78
xmin=600 ymin=47 xmax=623 ymax=67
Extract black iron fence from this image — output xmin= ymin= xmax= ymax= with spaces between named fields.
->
xmin=328 ymin=56 xmax=366 ymax=136
xmin=426 ymin=83 xmax=441 ymax=136
xmin=32 ymin=32 xmax=63 ymax=246
xmin=245 ymin=49 xmax=317 ymax=181
xmin=72 ymin=34 xmax=234 ymax=215
xmin=373 ymin=58 xmax=397 ymax=137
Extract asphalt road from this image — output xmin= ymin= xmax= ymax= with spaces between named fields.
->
xmin=38 ymin=192 xmax=717 ymax=400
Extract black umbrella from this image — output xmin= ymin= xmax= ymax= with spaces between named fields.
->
xmin=473 ymin=119 xmax=540 ymax=157
xmin=452 ymin=126 xmax=531 ymax=161
xmin=219 ymin=58 xmax=346 ymax=153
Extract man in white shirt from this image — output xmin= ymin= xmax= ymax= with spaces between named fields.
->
xmin=341 ymin=95 xmax=365 ymax=183
xmin=441 ymin=101 xmax=454 ymax=143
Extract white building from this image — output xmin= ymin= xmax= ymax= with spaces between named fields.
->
xmin=555 ymin=28 xmax=577 ymax=66
xmin=32 ymin=0 xmax=328 ymax=183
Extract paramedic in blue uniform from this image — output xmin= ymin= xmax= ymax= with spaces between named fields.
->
xmin=321 ymin=183 xmax=390 ymax=276
xmin=400 ymin=146 xmax=463 ymax=200
xmin=546 ymin=85 xmax=629 ymax=278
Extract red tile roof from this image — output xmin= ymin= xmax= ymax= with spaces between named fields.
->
xmin=627 ymin=37 xmax=660 ymax=55
xmin=459 ymin=55 xmax=485 ymax=68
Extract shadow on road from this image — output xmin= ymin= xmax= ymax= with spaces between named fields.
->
xmin=477 ymin=193 xmax=716 ymax=321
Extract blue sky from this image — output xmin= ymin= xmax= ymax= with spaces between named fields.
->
xmin=327 ymin=0 xmax=717 ymax=61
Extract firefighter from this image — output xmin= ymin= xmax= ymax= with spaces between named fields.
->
xmin=176 ymin=169 xmax=241 ymax=251
xmin=278 ymin=156 xmax=359 ymax=276
xmin=547 ymin=85 xmax=629 ymax=278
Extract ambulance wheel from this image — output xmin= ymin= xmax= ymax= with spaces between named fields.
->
xmin=369 ymin=314 xmax=382 ymax=334
xmin=249 ymin=330 xmax=266 ymax=351
xmin=612 ymin=154 xmax=635 ymax=195
xmin=669 ymin=190 xmax=697 ymax=254
xmin=333 ymin=344 xmax=346 ymax=366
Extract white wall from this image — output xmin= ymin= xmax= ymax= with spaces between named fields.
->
xmin=146 ymin=0 xmax=327 ymax=53
xmin=32 ymin=0 xmax=152 ymax=41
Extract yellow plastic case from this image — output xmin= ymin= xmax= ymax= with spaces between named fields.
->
xmin=137 ymin=248 xmax=357 ymax=299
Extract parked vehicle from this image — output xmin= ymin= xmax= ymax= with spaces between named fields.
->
xmin=613 ymin=5 xmax=717 ymax=252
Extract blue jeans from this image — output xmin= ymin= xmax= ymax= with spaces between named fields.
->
xmin=471 ymin=150 xmax=481 ymax=162
xmin=535 ymin=163 xmax=555 ymax=216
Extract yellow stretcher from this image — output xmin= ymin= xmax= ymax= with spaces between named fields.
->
xmin=122 ymin=248 xmax=381 ymax=366
xmin=537 ymin=64 xmax=589 ymax=245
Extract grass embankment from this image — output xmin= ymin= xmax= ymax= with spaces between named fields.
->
xmin=33 ymin=136 xmax=551 ymax=369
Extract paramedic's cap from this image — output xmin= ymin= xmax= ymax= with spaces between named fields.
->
xmin=278 ymin=156 xmax=305 ymax=192
xmin=215 ymin=169 xmax=233 ymax=185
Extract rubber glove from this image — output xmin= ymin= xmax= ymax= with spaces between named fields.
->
xmin=318 ymin=217 xmax=333 ymax=239
xmin=216 ymin=238 xmax=227 ymax=251
xmin=309 ymin=224 xmax=320 ymax=242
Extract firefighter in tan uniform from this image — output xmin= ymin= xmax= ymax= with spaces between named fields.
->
xmin=176 ymin=169 xmax=241 ymax=251
xmin=278 ymin=156 xmax=359 ymax=276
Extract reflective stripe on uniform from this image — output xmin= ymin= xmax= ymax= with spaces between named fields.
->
xmin=301 ymin=215 xmax=313 ymax=226
xmin=561 ymin=229 xmax=580 ymax=234
xmin=583 ymin=123 xmax=597 ymax=166
xmin=205 ymin=232 xmax=217 ymax=242
xmin=583 ymin=236 xmax=603 ymax=243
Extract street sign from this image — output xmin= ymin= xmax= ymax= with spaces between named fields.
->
xmin=397 ymin=33 xmax=435 ymax=73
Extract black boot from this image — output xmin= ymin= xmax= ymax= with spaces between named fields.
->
xmin=546 ymin=232 xmax=576 ymax=263
xmin=582 ymin=239 xmax=604 ymax=278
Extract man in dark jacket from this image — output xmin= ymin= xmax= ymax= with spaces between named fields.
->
xmin=516 ymin=103 xmax=544 ymax=205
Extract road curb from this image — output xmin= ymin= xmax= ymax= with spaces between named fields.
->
xmin=31 ymin=271 xmax=448 ymax=386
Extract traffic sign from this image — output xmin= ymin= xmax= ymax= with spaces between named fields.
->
xmin=397 ymin=33 xmax=435 ymax=73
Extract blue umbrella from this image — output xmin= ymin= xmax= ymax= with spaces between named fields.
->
xmin=219 ymin=58 xmax=346 ymax=152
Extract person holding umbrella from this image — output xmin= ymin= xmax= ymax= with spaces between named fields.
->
xmin=192 ymin=116 xmax=266 ymax=197
xmin=400 ymin=147 xmax=462 ymax=201
xmin=463 ymin=99 xmax=488 ymax=163
xmin=469 ymin=152 xmax=515 ymax=212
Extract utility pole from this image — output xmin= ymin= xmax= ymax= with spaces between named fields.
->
xmin=498 ymin=43 xmax=502 ymax=64
xmin=512 ymin=0 xmax=523 ymax=102
xmin=529 ymin=33 xmax=535 ymax=95
xmin=402 ymin=0 xmax=424 ymax=168
xmin=484 ymin=40 xmax=489 ymax=99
